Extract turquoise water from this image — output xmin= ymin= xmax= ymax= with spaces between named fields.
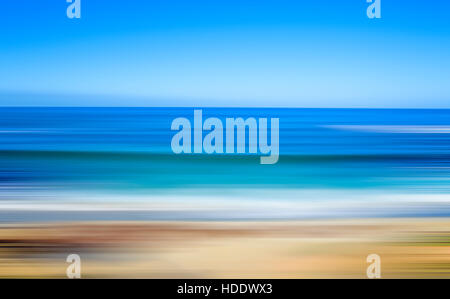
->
xmin=1 ymin=107 xmax=450 ymax=191
xmin=1 ymin=108 xmax=450 ymax=221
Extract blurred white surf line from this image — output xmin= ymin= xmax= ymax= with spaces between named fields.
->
xmin=0 ymin=189 xmax=449 ymax=219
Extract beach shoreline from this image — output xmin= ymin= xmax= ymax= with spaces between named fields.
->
xmin=0 ymin=218 xmax=448 ymax=278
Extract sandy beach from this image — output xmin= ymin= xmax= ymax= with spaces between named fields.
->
xmin=0 ymin=218 xmax=448 ymax=278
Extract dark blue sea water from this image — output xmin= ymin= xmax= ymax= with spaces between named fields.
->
xmin=1 ymin=107 xmax=450 ymax=221
xmin=1 ymin=107 xmax=450 ymax=192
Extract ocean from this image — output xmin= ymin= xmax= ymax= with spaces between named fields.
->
xmin=1 ymin=107 xmax=450 ymax=221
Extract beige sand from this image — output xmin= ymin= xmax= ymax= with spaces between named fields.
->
xmin=0 ymin=219 xmax=449 ymax=278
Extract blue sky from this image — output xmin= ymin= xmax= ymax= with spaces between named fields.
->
xmin=0 ymin=0 xmax=450 ymax=107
